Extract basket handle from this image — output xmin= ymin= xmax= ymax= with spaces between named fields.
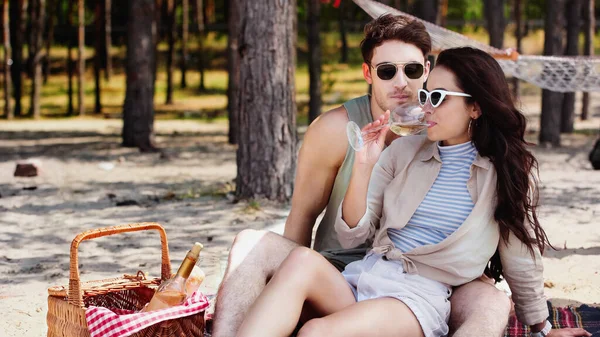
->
xmin=68 ymin=222 xmax=171 ymax=307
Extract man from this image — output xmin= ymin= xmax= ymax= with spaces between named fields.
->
xmin=213 ymin=14 xmax=511 ymax=337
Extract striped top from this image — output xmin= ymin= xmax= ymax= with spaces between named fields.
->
xmin=388 ymin=141 xmax=478 ymax=253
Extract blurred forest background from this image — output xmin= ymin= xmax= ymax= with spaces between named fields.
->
xmin=1 ymin=0 xmax=599 ymax=200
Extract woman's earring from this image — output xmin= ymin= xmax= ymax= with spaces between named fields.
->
xmin=468 ymin=119 xmax=473 ymax=138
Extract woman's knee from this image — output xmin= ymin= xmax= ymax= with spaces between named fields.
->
xmin=297 ymin=318 xmax=331 ymax=337
xmin=278 ymin=247 xmax=320 ymax=273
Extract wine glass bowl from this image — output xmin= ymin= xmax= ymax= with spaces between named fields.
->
xmin=346 ymin=102 xmax=427 ymax=151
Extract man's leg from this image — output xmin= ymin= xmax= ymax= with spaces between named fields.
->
xmin=448 ymin=279 xmax=511 ymax=337
xmin=212 ymin=229 xmax=300 ymax=337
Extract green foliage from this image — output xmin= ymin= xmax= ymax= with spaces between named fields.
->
xmin=447 ymin=0 xmax=484 ymax=21
xmin=525 ymin=0 xmax=547 ymax=20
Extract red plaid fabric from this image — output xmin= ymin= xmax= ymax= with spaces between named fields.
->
xmin=85 ymin=291 xmax=209 ymax=337
xmin=504 ymin=302 xmax=600 ymax=337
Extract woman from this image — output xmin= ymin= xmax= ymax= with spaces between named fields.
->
xmin=235 ymin=47 xmax=591 ymax=337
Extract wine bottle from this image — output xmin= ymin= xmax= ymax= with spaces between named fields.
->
xmin=142 ymin=242 xmax=203 ymax=312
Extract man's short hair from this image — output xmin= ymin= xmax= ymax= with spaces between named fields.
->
xmin=360 ymin=14 xmax=432 ymax=64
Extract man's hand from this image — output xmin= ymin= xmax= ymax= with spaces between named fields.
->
xmin=546 ymin=328 xmax=592 ymax=337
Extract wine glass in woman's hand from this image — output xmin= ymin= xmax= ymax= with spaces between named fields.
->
xmin=346 ymin=102 xmax=426 ymax=152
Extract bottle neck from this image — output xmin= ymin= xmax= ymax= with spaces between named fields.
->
xmin=175 ymin=254 xmax=197 ymax=279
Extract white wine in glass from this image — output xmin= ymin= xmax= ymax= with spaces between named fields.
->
xmin=346 ymin=103 xmax=427 ymax=151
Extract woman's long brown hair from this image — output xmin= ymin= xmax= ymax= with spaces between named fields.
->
xmin=435 ymin=47 xmax=552 ymax=282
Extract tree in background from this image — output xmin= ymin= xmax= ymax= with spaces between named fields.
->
xmin=67 ymin=0 xmax=75 ymax=116
xmin=235 ymin=0 xmax=297 ymax=201
xmin=94 ymin=0 xmax=103 ymax=113
xmin=483 ymin=0 xmax=506 ymax=48
xmin=226 ymin=0 xmax=239 ymax=145
xmin=165 ymin=0 xmax=176 ymax=104
xmin=437 ymin=0 xmax=448 ymax=26
xmin=43 ymin=0 xmax=56 ymax=84
xmin=180 ymin=0 xmax=189 ymax=88
xmin=9 ymin=0 xmax=24 ymax=117
xmin=122 ymin=0 xmax=157 ymax=151
xmin=2 ymin=0 xmax=12 ymax=119
xmin=104 ymin=0 xmax=112 ymax=81
xmin=561 ymin=0 xmax=582 ymax=134
xmin=540 ymin=0 xmax=565 ymax=147
xmin=77 ymin=0 xmax=85 ymax=116
xmin=512 ymin=0 xmax=524 ymax=98
xmin=418 ymin=0 xmax=438 ymax=24
xmin=338 ymin=0 xmax=348 ymax=63
xmin=308 ymin=0 xmax=322 ymax=124
xmin=194 ymin=0 xmax=206 ymax=92
xmin=581 ymin=0 xmax=595 ymax=121
xmin=28 ymin=0 xmax=45 ymax=119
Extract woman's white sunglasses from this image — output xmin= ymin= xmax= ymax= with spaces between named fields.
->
xmin=418 ymin=89 xmax=472 ymax=108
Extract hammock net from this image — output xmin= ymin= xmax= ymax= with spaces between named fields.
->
xmin=353 ymin=0 xmax=600 ymax=93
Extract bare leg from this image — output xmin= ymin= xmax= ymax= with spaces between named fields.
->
xmin=298 ymin=298 xmax=424 ymax=337
xmin=235 ymin=247 xmax=356 ymax=337
xmin=449 ymin=279 xmax=511 ymax=337
xmin=212 ymin=229 xmax=300 ymax=337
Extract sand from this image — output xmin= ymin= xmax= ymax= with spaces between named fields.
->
xmin=0 ymin=95 xmax=599 ymax=336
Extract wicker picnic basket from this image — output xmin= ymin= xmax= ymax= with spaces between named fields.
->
xmin=46 ymin=222 xmax=205 ymax=337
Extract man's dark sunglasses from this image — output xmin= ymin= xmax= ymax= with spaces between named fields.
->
xmin=372 ymin=62 xmax=424 ymax=81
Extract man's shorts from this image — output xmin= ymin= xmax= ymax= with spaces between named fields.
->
xmin=319 ymin=247 xmax=368 ymax=272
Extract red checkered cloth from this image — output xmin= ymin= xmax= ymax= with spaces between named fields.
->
xmin=85 ymin=291 xmax=209 ymax=337
xmin=504 ymin=302 xmax=600 ymax=337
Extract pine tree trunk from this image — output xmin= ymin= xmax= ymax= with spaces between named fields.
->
xmin=180 ymin=0 xmax=188 ymax=88
xmin=196 ymin=0 xmax=206 ymax=91
xmin=560 ymin=0 xmax=581 ymax=133
xmin=338 ymin=0 xmax=348 ymax=63
xmin=512 ymin=0 xmax=523 ymax=99
xmin=153 ymin=0 xmax=161 ymax=85
xmin=29 ymin=0 xmax=45 ymax=119
xmin=418 ymin=0 xmax=438 ymax=23
xmin=437 ymin=0 xmax=448 ymax=26
xmin=122 ymin=0 xmax=157 ymax=151
xmin=540 ymin=0 xmax=565 ymax=147
xmin=43 ymin=0 xmax=55 ymax=84
xmin=2 ymin=0 xmax=12 ymax=119
xmin=27 ymin=0 xmax=33 ymax=78
xmin=226 ymin=0 xmax=239 ymax=145
xmin=308 ymin=0 xmax=321 ymax=124
xmin=67 ymin=0 xmax=74 ymax=115
xmin=581 ymin=0 xmax=594 ymax=121
xmin=235 ymin=0 xmax=297 ymax=202
xmin=77 ymin=0 xmax=85 ymax=116
xmin=104 ymin=0 xmax=112 ymax=81
xmin=9 ymin=0 xmax=23 ymax=116
xmin=203 ymin=0 xmax=214 ymax=27
xmin=484 ymin=0 xmax=506 ymax=48
xmin=165 ymin=0 xmax=176 ymax=104
xmin=94 ymin=0 xmax=102 ymax=113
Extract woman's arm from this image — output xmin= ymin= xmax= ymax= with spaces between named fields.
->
xmin=499 ymin=228 xmax=547 ymax=326
xmin=335 ymin=112 xmax=395 ymax=249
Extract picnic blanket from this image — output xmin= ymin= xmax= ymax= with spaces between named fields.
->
xmin=203 ymin=301 xmax=600 ymax=337
xmin=505 ymin=302 xmax=600 ymax=337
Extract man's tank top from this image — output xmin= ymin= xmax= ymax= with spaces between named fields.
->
xmin=313 ymin=95 xmax=373 ymax=251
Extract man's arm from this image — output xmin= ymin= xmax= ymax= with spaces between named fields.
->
xmin=283 ymin=107 xmax=349 ymax=247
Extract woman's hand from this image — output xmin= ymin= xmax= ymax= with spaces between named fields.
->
xmin=546 ymin=328 xmax=592 ymax=337
xmin=355 ymin=110 xmax=390 ymax=167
